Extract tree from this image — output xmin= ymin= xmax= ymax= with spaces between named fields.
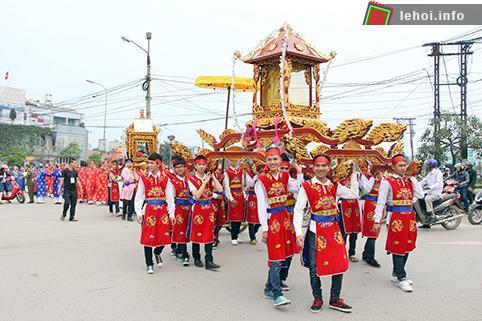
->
xmin=158 ymin=141 xmax=171 ymax=165
xmin=59 ymin=142 xmax=81 ymax=161
xmin=88 ymin=152 xmax=102 ymax=166
xmin=9 ymin=109 xmax=16 ymax=123
xmin=417 ymin=112 xmax=482 ymax=164
xmin=0 ymin=146 xmax=29 ymax=166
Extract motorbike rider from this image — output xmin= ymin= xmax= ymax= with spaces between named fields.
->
xmin=466 ymin=162 xmax=477 ymax=203
xmin=0 ymin=164 xmax=12 ymax=200
xmin=448 ymin=163 xmax=470 ymax=213
xmin=420 ymin=159 xmax=443 ymax=224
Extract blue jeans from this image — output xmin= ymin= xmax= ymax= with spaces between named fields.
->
xmin=265 ymin=261 xmax=284 ymax=299
xmin=392 ymin=253 xmax=409 ymax=281
xmin=457 ymin=187 xmax=469 ymax=212
xmin=308 ymin=231 xmax=343 ymax=300
xmin=362 ymin=237 xmax=376 ymax=261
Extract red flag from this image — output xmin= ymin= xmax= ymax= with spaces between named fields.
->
xmin=4 ymin=71 xmax=8 ymax=80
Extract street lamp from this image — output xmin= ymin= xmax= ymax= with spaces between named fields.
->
xmin=86 ymin=79 xmax=107 ymax=152
xmin=167 ymin=135 xmax=175 ymax=170
xmin=121 ymin=32 xmax=152 ymax=119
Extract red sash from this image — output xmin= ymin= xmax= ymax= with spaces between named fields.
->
xmin=385 ymin=176 xmax=417 ymax=255
xmin=140 ymin=173 xmax=171 ymax=247
xmin=303 ymin=180 xmax=348 ymax=277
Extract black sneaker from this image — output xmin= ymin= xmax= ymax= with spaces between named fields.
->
xmin=310 ymin=298 xmax=323 ymax=313
xmin=280 ymin=282 xmax=290 ymax=291
xmin=194 ymin=259 xmax=204 ymax=268
xmin=329 ymin=298 xmax=352 ymax=313
xmin=175 ymin=253 xmax=184 ymax=262
xmin=366 ymin=259 xmax=381 ymax=268
xmin=69 ymin=218 xmax=78 ymax=222
xmin=183 ymin=257 xmax=190 ymax=266
xmin=127 ymin=217 xmax=133 ymax=222
xmin=205 ymin=261 xmax=220 ymax=271
xmin=155 ymin=254 xmax=163 ymax=267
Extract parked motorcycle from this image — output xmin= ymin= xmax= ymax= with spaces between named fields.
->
xmin=468 ymin=190 xmax=482 ymax=225
xmin=0 ymin=176 xmax=26 ymax=204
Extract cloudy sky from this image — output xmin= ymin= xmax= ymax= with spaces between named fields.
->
xmin=1 ymin=0 xmax=481 ymax=152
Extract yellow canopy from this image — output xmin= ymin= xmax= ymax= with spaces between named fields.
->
xmin=194 ymin=76 xmax=256 ymax=92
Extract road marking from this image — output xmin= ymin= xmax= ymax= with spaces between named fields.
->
xmin=429 ymin=241 xmax=482 ymax=246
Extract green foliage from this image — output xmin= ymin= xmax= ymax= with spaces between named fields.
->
xmin=88 ymin=152 xmax=102 ymax=166
xmin=417 ymin=112 xmax=482 ymax=164
xmin=158 ymin=141 xmax=171 ymax=165
xmin=9 ymin=109 xmax=17 ymax=122
xmin=0 ymin=123 xmax=51 ymax=154
xmin=0 ymin=146 xmax=29 ymax=166
xmin=59 ymin=142 xmax=82 ymax=161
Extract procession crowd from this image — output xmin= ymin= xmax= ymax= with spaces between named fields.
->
xmin=1 ymin=151 xmax=479 ymax=314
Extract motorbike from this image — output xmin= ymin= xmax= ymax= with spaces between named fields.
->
xmin=0 ymin=176 xmax=26 ymax=204
xmin=468 ymin=190 xmax=482 ymax=225
xmin=414 ymin=179 xmax=464 ymax=230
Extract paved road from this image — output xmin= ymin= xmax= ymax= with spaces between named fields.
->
xmin=1 ymin=200 xmax=481 ymax=321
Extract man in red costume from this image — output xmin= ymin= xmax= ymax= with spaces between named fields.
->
xmin=188 ymin=155 xmax=223 ymax=271
xmin=108 ymin=160 xmax=121 ymax=216
xmin=255 ymin=147 xmax=302 ymax=308
xmin=338 ymin=173 xmax=361 ymax=263
xmin=169 ymin=156 xmax=191 ymax=266
xmin=224 ymin=160 xmax=246 ymax=246
xmin=245 ymin=162 xmax=261 ymax=245
xmin=294 ymin=154 xmax=358 ymax=313
xmin=374 ymin=154 xmax=423 ymax=292
xmin=212 ymin=164 xmax=226 ymax=247
xmin=134 ymin=153 xmax=175 ymax=274
xmin=359 ymin=164 xmax=384 ymax=268
xmin=85 ymin=160 xmax=98 ymax=205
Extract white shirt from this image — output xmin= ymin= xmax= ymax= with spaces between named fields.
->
xmin=420 ymin=168 xmax=444 ymax=196
xmin=134 ymin=171 xmax=175 ymax=218
xmin=188 ymin=173 xmax=222 ymax=200
xmin=255 ymin=172 xmax=303 ymax=232
xmin=373 ymin=174 xmax=424 ymax=223
xmin=293 ymin=173 xmax=359 ymax=237
xmin=359 ymin=173 xmax=376 ymax=195
xmin=244 ymin=173 xmax=257 ymax=190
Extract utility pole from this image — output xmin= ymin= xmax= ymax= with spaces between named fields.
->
xmin=121 ymin=32 xmax=153 ymax=119
xmin=423 ymin=39 xmax=476 ymax=161
xmin=394 ymin=117 xmax=416 ymax=161
xmin=146 ymin=32 xmax=152 ymax=119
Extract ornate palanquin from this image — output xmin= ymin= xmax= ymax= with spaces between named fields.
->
xmin=175 ymin=24 xmax=416 ymax=179
xmin=126 ymin=109 xmax=160 ymax=164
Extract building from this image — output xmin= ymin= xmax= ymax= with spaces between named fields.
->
xmin=0 ymin=85 xmax=89 ymax=160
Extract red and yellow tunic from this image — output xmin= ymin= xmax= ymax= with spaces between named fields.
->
xmin=362 ymin=177 xmax=382 ymax=238
xmin=258 ymin=171 xmax=298 ymax=262
xmin=339 ymin=176 xmax=361 ymax=234
xmin=140 ymin=173 xmax=171 ymax=247
xmin=170 ymin=174 xmax=191 ymax=244
xmin=245 ymin=171 xmax=259 ymax=224
xmin=212 ymin=170 xmax=226 ymax=227
xmin=385 ymin=176 xmax=417 ymax=255
xmin=302 ymin=180 xmax=349 ymax=277
xmin=226 ymin=167 xmax=245 ymax=222
xmin=189 ymin=175 xmax=215 ymax=244
xmin=109 ymin=169 xmax=120 ymax=203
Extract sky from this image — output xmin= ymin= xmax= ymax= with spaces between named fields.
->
xmin=1 ymin=0 xmax=482 ymax=154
